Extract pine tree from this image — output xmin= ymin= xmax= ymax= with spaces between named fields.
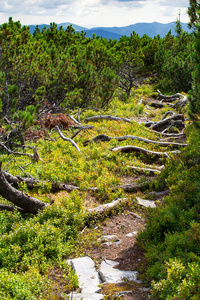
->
xmin=188 ymin=0 xmax=200 ymax=125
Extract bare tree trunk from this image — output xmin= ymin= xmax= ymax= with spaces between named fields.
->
xmin=0 ymin=163 xmax=49 ymax=213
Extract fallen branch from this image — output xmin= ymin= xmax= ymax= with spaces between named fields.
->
xmin=147 ymin=129 xmax=185 ymax=138
xmin=151 ymin=114 xmax=185 ymax=132
xmin=2 ymin=169 xmax=80 ymax=193
xmin=69 ymin=115 xmax=83 ymax=127
xmin=148 ymin=101 xmax=165 ymax=108
xmin=0 ymin=204 xmax=25 ymax=213
xmin=84 ymin=134 xmax=187 ymax=148
xmin=148 ymin=189 xmax=170 ymax=199
xmin=161 ymin=111 xmax=175 ymax=120
xmin=2 ymin=170 xmax=39 ymax=190
xmin=54 ymin=126 xmax=81 ymax=153
xmin=88 ymin=198 xmax=127 ymax=214
xmin=157 ymin=90 xmax=181 ymax=102
xmin=71 ymin=125 xmax=94 ymax=139
xmin=136 ymin=197 xmax=156 ymax=208
xmin=0 ymin=142 xmax=41 ymax=162
xmin=112 ymin=180 xmax=154 ymax=193
xmin=126 ymin=165 xmax=162 ymax=174
xmin=171 ymin=95 xmax=188 ymax=110
xmin=0 ymin=162 xmax=49 ymax=213
xmin=84 ymin=115 xmax=132 ymax=123
xmin=110 ymin=145 xmax=180 ymax=158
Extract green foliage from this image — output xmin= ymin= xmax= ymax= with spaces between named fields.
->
xmin=155 ymin=31 xmax=194 ymax=92
xmin=0 ymin=267 xmax=53 ymax=300
xmin=151 ymin=259 xmax=200 ymax=300
xmin=137 ymin=126 xmax=200 ymax=298
xmin=188 ymin=3 xmax=200 ymax=126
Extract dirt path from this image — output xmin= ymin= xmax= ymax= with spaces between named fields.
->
xmin=89 ymin=210 xmax=150 ymax=299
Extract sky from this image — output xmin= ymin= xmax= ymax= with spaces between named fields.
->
xmin=0 ymin=0 xmax=190 ymax=28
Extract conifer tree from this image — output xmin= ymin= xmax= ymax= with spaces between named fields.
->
xmin=188 ymin=0 xmax=200 ymax=125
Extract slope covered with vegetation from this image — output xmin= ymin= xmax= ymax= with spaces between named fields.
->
xmin=0 ymin=2 xmax=199 ymax=298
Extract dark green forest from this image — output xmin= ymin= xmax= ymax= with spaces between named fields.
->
xmin=0 ymin=0 xmax=200 ymax=299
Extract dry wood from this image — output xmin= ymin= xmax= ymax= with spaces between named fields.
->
xmin=136 ymin=197 xmax=156 ymax=208
xmin=148 ymin=189 xmax=170 ymax=199
xmin=0 ymin=162 xmax=49 ymax=213
xmin=69 ymin=115 xmax=83 ymax=127
xmin=0 ymin=204 xmax=25 ymax=213
xmin=157 ymin=89 xmax=181 ymax=102
xmin=148 ymin=101 xmax=164 ymax=108
xmin=110 ymin=145 xmax=180 ymax=158
xmin=113 ymin=180 xmax=154 ymax=193
xmin=84 ymin=134 xmax=187 ymax=148
xmin=88 ymin=198 xmax=127 ymax=214
xmin=71 ymin=125 xmax=94 ymax=139
xmin=151 ymin=114 xmax=185 ymax=132
xmin=54 ymin=125 xmax=81 ymax=153
xmin=147 ymin=129 xmax=185 ymax=138
xmin=0 ymin=142 xmax=41 ymax=162
xmin=2 ymin=169 xmax=80 ymax=193
xmin=170 ymin=95 xmax=188 ymax=111
xmin=2 ymin=170 xmax=39 ymax=190
xmin=161 ymin=111 xmax=175 ymax=120
xmin=84 ymin=115 xmax=132 ymax=123
xmin=126 ymin=165 xmax=161 ymax=174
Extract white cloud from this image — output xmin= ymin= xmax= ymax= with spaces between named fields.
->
xmin=0 ymin=0 xmax=190 ymax=27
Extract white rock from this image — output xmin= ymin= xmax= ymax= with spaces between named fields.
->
xmin=68 ymin=256 xmax=101 ymax=294
xmin=136 ymin=197 xmax=156 ymax=208
xmin=99 ymin=260 xmax=142 ymax=284
xmin=71 ymin=292 xmax=103 ymax=299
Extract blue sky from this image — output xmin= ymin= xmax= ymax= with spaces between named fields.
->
xmin=1 ymin=0 xmax=190 ymax=27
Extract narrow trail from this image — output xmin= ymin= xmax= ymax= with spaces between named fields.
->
xmin=73 ymin=94 xmax=187 ymax=299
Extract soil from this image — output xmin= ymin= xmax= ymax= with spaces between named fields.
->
xmin=88 ymin=210 xmax=150 ymax=299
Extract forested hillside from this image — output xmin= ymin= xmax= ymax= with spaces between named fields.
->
xmin=0 ymin=1 xmax=199 ymax=298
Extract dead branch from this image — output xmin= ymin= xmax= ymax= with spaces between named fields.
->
xmin=54 ymin=126 xmax=81 ymax=153
xmin=88 ymin=198 xmax=127 ymax=214
xmin=0 ymin=204 xmax=25 ymax=213
xmin=148 ymin=101 xmax=165 ymax=108
xmin=84 ymin=115 xmax=132 ymax=123
xmin=110 ymin=145 xmax=180 ymax=158
xmin=71 ymin=125 xmax=94 ymax=139
xmin=2 ymin=170 xmax=39 ymax=190
xmin=83 ymin=134 xmax=187 ymax=148
xmin=0 ymin=142 xmax=41 ymax=162
xmin=136 ymin=197 xmax=156 ymax=208
xmin=157 ymin=90 xmax=181 ymax=102
xmin=51 ymin=183 xmax=80 ymax=193
xmin=113 ymin=180 xmax=154 ymax=193
xmin=126 ymin=165 xmax=162 ymax=174
xmin=0 ymin=163 xmax=49 ymax=213
xmin=161 ymin=111 xmax=175 ymax=120
xmin=148 ymin=189 xmax=170 ymax=199
xmin=147 ymin=129 xmax=185 ymax=138
xmin=171 ymin=95 xmax=188 ymax=110
xmin=151 ymin=114 xmax=185 ymax=132
xmin=69 ymin=115 xmax=83 ymax=127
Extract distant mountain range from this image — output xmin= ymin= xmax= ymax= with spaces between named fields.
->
xmin=28 ymin=21 xmax=192 ymax=39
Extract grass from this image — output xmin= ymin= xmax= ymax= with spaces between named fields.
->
xmin=0 ymin=83 xmax=188 ymax=299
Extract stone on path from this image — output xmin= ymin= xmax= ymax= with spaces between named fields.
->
xmin=68 ymin=256 xmax=103 ymax=299
xmin=99 ymin=259 xmax=142 ymax=284
xmin=136 ymin=197 xmax=156 ymax=208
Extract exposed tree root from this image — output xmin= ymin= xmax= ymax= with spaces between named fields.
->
xmin=84 ymin=115 xmax=132 ymax=123
xmin=54 ymin=126 xmax=81 ymax=153
xmin=157 ymin=90 xmax=181 ymax=102
xmin=126 ymin=165 xmax=162 ymax=174
xmin=110 ymin=145 xmax=180 ymax=158
xmin=0 ymin=142 xmax=41 ymax=162
xmin=0 ymin=162 xmax=49 ymax=213
xmin=83 ymin=134 xmax=187 ymax=148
